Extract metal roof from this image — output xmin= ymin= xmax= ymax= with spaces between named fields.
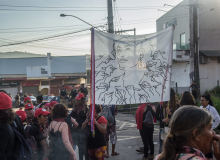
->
xmin=0 ymin=56 xmax=86 ymax=75
xmin=200 ymin=50 xmax=220 ymax=57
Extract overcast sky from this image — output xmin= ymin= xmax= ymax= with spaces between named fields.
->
xmin=0 ymin=0 xmax=183 ymax=56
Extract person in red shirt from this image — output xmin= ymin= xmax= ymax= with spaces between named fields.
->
xmin=82 ymin=104 xmax=107 ymax=160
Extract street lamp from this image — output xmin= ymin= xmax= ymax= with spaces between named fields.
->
xmin=164 ymin=4 xmax=174 ymax=7
xmin=60 ymin=14 xmax=103 ymax=31
xmin=158 ymin=9 xmax=168 ymax=12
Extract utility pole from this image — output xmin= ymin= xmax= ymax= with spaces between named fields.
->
xmin=107 ymin=0 xmax=114 ymax=33
xmin=190 ymin=1 xmax=200 ymax=96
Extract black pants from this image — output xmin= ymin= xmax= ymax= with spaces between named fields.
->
xmin=139 ymin=126 xmax=154 ymax=158
xmin=192 ymin=90 xmax=197 ymax=99
xmin=77 ymin=130 xmax=89 ymax=160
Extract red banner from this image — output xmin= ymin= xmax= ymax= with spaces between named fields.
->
xmin=22 ymin=80 xmax=40 ymax=86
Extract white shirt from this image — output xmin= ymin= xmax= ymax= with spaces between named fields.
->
xmin=200 ymin=105 xmax=220 ymax=129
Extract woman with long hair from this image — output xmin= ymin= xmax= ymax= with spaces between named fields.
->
xmin=82 ymin=104 xmax=107 ymax=160
xmin=48 ymin=104 xmax=77 ymax=160
xmin=155 ymin=106 xmax=220 ymax=160
xmin=179 ymin=91 xmax=196 ymax=106
xmin=0 ymin=92 xmax=15 ymax=160
xmin=200 ymin=94 xmax=220 ymax=159
xmin=155 ymin=88 xmax=179 ymax=153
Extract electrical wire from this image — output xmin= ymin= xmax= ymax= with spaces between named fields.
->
xmin=0 ymin=28 xmax=90 ymax=47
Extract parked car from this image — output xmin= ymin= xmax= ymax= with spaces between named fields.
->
xmin=43 ymin=95 xmax=55 ymax=103
xmin=20 ymin=96 xmax=37 ymax=106
xmin=50 ymin=96 xmax=72 ymax=108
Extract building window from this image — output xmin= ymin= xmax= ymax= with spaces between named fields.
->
xmin=180 ymin=33 xmax=185 ymax=49
xmin=87 ymin=69 xmax=91 ymax=85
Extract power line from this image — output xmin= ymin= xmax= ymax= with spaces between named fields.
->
xmin=0 ymin=28 xmax=90 ymax=47
xmin=0 ymin=4 xmax=172 ymax=9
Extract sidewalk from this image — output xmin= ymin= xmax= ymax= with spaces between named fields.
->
xmin=106 ymin=113 xmax=160 ymax=160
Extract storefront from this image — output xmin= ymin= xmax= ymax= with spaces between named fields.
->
xmin=0 ymin=81 xmax=20 ymax=101
xmin=22 ymin=80 xmax=40 ymax=97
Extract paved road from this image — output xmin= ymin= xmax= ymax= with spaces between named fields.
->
xmin=13 ymin=107 xmax=160 ymax=160
xmin=103 ymin=113 xmax=160 ymax=160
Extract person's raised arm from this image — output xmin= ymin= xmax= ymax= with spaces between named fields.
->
xmin=61 ymin=123 xmax=77 ymax=160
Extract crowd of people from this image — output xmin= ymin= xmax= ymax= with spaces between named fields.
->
xmin=135 ymin=87 xmax=220 ymax=160
xmin=0 ymin=85 xmax=119 ymax=160
xmin=2 ymin=82 xmax=220 ymax=160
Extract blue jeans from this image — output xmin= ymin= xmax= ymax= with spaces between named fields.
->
xmin=159 ymin=130 xmax=163 ymax=154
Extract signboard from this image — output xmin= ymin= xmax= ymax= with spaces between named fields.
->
xmin=27 ymin=66 xmax=51 ymax=78
xmin=22 ymin=80 xmax=40 ymax=87
xmin=0 ymin=81 xmax=19 ymax=87
xmin=164 ymin=18 xmax=177 ymax=29
xmin=65 ymin=78 xmax=80 ymax=84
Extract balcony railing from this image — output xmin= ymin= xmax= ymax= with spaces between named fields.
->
xmin=173 ymin=43 xmax=190 ymax=50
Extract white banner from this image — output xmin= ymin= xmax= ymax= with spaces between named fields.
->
xmin=93 ymin=27 xmax=174 ymax=105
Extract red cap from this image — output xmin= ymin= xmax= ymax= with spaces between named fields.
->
xmin=44 ymin=103 xmax=50 ymax=107
xmin=75 ymin=93 xmax=84 ymax=100
xmin=24 ymin=97 xmax=31 ymax=102
xmin=50 ymin=101 xmax=58 ymax=108
xmin=34 ymin=108 xmax=50 ymax=118
xmin=25 ymin=103 xmax=34 ymax=110
xmin=16 ymin=108 xmax=27 ymax=122
xmin=0 ymin=92 xmax=12 ymax=110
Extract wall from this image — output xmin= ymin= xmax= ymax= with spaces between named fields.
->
xmin=199 ymin=0 xmax=220 ymax=50
xmin=199 ymin=59 xmax=220 ymax=94
xmin=156 ymin=0 xmax=190 ymax=46
xmin=171 ymin=61 xmax=191 ymax=94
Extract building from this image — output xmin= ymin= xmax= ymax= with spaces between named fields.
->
xmin=0 ymin=52 xmax=87 ymax=100
xmin=156 ymin=0 xmax=220 ymax=94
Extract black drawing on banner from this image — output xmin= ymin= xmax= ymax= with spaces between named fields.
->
xmin=94 ymin=34 xmax=172 ymax=104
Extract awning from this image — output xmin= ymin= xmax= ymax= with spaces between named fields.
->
xmin=200 ymin=50 xmax=220 ymax=57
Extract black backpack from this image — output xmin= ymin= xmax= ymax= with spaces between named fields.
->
xmin=143 ymin=110 xmax=154 ymax=128
xmin=10 ymin=122 xmax=32 ymax=160
xmin=24 ymin=125 xmax=38 ymax=160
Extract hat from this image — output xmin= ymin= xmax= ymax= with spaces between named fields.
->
xmin=75 ymin=93 xmax=84 ymax=100
xmin=44 ymin=103 xmax=50 ymax=107
xmin=16 ymin=108 xmax=27 ymax=122
xmin=34 ymin=108 xmax=50 ymax=118
xmin=25 ymin=103 xmax=34 ymax=110
xmin=50 ymin=101 xmax=58 ymax=108
xmin=0 ymin=92 xmax=12 ymax=110
xmin=24 ymin=97 xmax=31 ymax=102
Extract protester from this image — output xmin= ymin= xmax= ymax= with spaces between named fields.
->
xmin=200 ymin=94 xmax=220 ymax=159
xmin=69 ymin=86 xmax=78 ymax=107
xmin=0 ymin=90 xmax=27 ymax=139
xmin=70 ymin=93 xmax=89 ymax=160
xmin=24 ymin=93 xmax=28 ymax=97
xmin=15 ymin=93 xmax=20 ymax=108
xmin=16 ymin=108 xmax=27 ymax=123
xmin=82 ymin=104 xmax=107 ymax=160
xmin=49 ymin=101 xmax=58 ymax=112
xmin=36 ymin=95 xmax=43 ymax=111
xmin=135 ymin=103 xmax=156 ymax=160
xmin=103 ymin=105 xmax=119 ymax=158
xmin=42 ymin=103 xmax=50 ymax=112
xmin=155 ymin=88 xmax=180 ymax=154
xmin=189 ymin=81 xmax=199 ymax=100
xmin=25 ymin=103 xmax=35 ymax=125
xmin=24 ymin=96 xmax=32 ymax=106
xmin=47 ymin=101 xmax=58 ymax=125
xmin=79 ymin=84 xmax=88 ymax=97
xmin=60 ymin=85 xmax=68 ymax=107
xmin=48 ymin=104 xmax=77 ymax=160
xmin=179 ymin=91 xmax=196 ymax=106
xmin=154 ymin=106 xmax=220 ymax=160
xmin=0 ymin=92 xmax=15 ymax=160
xmin=29 ymin=108 xmax=50 ymax=160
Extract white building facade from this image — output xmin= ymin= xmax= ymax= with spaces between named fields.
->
xmin=156 ymin=0 xmax=220 ymax=94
